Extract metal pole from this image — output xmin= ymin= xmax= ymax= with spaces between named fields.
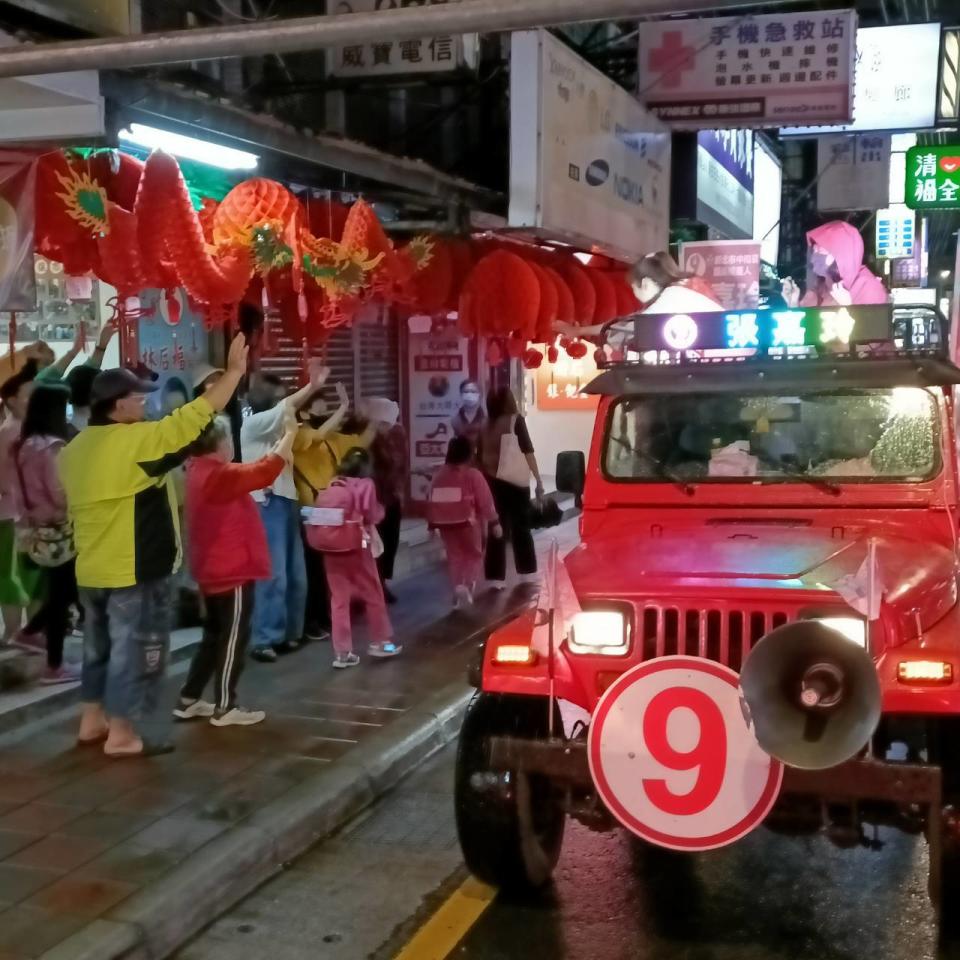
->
xmin=0 ymin=0 xmax=785 ymax=79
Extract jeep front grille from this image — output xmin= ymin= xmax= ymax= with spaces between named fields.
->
xmin=639 ymin=606 xmax=792 ymax=672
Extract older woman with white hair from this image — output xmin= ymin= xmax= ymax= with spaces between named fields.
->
xmin=360 ymin=397 xmax=407 ymax=604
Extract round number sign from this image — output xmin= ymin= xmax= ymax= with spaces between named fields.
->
xmin=588 ymin=656 xmax=783 ymax=851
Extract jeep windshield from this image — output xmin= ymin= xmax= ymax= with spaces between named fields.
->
xmin=604 ymin=388 xmax=940 ymax=485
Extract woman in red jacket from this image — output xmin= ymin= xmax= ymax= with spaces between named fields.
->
xmin=173 ymin=416 xmax=296 ymax=727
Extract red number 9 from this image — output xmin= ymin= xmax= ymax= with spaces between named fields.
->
xmin=641 ymin=687 xmax=727 ymax=817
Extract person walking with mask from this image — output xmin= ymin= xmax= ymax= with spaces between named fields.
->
xmin=451 ymin=380 xmax=485 ymax=455
xmin=59 ymin=334 xmax=249 ymax=758
xmin=242 ymin=364 xmax=330 ymax=663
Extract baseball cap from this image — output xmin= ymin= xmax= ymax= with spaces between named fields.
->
xmin=90 ymin=368 xmax=159 ymax=406
xmin=192 ymin=363 xmax=224 ymax=389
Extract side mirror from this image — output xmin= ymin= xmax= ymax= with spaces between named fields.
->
xmin=556 ymin=451 xmax=586 ymax=506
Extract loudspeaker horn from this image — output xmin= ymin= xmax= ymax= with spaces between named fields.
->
xmin=739 ymin=620 xmax=881 ymax=771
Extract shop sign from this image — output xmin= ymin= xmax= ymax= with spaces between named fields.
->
xmin=509 ymin=29 xmax=670 ymax=261
xmin=638 ymin=11 xmax=856 ymax=129
xmin=407 ymin=316 xmax=470 ymax=502
xmin=0 ymin=154 xmax=36 ymax=312
xmin=817 ymin=134 xmax=890 ymax=212
xmin=905 ymin=145 xmax=960 ymax=210
xmin=782 ymin=23 xmax=941 ymax=135
xmin=752 ymin=138 xmax=782 ymax=265
xmin=535 ymin=352 xmax=599 ymax=412
xmin=136 ymin=289 xmax=209 ymax=419
xmin=328 ymin=0 xmax=477 ymax=78
xmin=876 ymin=206 xmax=915 ymax=260
xmin=679 ymin=240 xmax=761 ymax=310
xmin=695 ymin=129 xmax=754 ymax=239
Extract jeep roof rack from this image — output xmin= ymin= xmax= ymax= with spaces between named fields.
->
xmin=585 ymin=304 xmax=960 ymax=397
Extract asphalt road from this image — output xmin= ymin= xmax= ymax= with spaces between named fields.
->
xmin=180 ymin=739 xmax=953 ymax=960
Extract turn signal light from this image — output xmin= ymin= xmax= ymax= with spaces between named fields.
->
xmin=898 ymin=660 xmax=954 ymax=683
xmin=494 ymin=644 xmax=537 ymax=665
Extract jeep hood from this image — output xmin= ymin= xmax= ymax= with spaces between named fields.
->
xmin=565 ymin=525 xmax=958 ymax=638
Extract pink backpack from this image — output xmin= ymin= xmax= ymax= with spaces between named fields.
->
xmin=427 ymin=484 xmax=474 ymax=527
xmin=304 ymin=482 xmax=364 ymax=553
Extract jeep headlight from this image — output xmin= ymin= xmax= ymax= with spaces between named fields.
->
xmin=568 ymin=610 xmax=629 ymax=656
xmin=816 ymin=616 xmax=866 ymax=648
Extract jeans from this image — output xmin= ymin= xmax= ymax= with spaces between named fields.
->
xmin=79 ymin=577 xmax=171 ymax=723
xmin=252 ymin=494 xmax=307 ymax=649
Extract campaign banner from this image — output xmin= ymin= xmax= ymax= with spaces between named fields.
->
xmin=638 ymin=11 xmax=857 ymax=128
xmin=407 ymin=316 xmax=470 ymax=502
xmin=679 ymin=240 xmax=761 ymax=309
xmin=0 ymin=154 xmax=36 ymax=312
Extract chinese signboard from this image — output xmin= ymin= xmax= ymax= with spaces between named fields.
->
xmin=535 ymin=352 xmax=599 ymax=412
xmin=696 ymin=129 xmax=754 ymax=238
xmin=782 ymin=24 xmax=941 ymax=135
xmin=0 ymin=154 xmax=36 ymax=312
xmin=638 ymin=11 xmax=857 ymax=128
xmin=328 ymin=0 xmax=477 ymax=78
xmin=876 ymin=206 xmax=915 ymax=260
xmin=817 ymin=134 xmax=890 ymax=211
xmin=906 ymin=145 xmax=960 ymax=210
xmin=510 ymin=30 xmax=670 ymax=261
xmin=407 ymin=316 xmax=471 ymax=502
xmin=680 ymin=240 xmax=761 ymax=310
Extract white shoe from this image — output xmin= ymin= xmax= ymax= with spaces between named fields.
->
xmin=487 ymin=580 xmax=507 ymax=592
xmin=210 ymin=706 xmax=266 ymax=727
xmin=367 ymin=642 xmax=402 ymax=659
xmin=332 ymin=652 xmax=361 ymax=669
xmin=454 ymin=585 xmax=473 ymax=609
xmin=173 ymin=699 xmax=216 ymax=720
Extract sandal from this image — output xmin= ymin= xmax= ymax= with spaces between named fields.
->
xmin=104 ymin=739 xmax=175 ymax=759
xmin=76 ymin=731 xmax=108 ymax=747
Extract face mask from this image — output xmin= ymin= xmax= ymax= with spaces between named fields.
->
xmin=461 ymin=390 xmax=480 ymax=410
xmin=810 ymin=250 xmax=833 ymax=278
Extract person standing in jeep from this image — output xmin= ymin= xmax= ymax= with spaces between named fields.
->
xmin=58 ymin=334 xmax=249 ymax=759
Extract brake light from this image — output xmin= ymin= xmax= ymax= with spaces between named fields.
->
xmin=493 ymin=644 xmax=537 ymax=665
xmin=898 ymin=660 xmax=954 ymax=684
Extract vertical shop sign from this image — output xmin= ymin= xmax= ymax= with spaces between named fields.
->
xmin=817 ymin=134 xmax=891 ymax=212
xmin=407 ymin=316 xmax=470 ymax=502
xmin=679 ymin=240 xmax=761 ymax=309
xmin=0 ymin=154 xmax=36 ymax=312
xmin=535 ymin=353 xmax=599 ymax=412
xmin=638 ymin=10 xmax=857 ymax=128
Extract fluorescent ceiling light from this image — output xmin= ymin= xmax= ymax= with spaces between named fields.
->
xmin=118 ymin=123 xmax=258 ymax=170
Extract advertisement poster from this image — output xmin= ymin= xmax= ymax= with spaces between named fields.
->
xmin=0 ymin=154 xmax=36 ymax=312
xmin=817 ymin=134 xmax=890 ymax=212
xmin=781 ymin=23 xmax=941 ymax=135
xmin=535 ymin=352 xmax=599 ymax=412
xmin=510 ymin=29 xmax=671 ymax=261
xmin=680 ymin=240 xmax=761 ymax=309
xmin=638 ymin=10 xmax=857 ymax=128
xmin=407 ymin=316 xmax=471 ymax=502
xmin=136 ymin=289 xmax=210 ymax=419
xmin=876 ymin=206 xmax=915 ymax=260
xmin=696 ymin=129 xmax=754 ymax=238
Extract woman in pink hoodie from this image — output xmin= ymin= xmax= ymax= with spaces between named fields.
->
xmin=12 ymin=383 xmax=78 ymax=684
xmin=784 ymin=221 xmax=889 ymax=308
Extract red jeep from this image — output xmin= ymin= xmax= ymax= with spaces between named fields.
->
xmin=456 ymin=304 xmax=960 ymax=935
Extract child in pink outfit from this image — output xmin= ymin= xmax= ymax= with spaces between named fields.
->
xmin=306 ymin=448 xmax=398 ymax=669
xmin=429 ymin=437 xmax=502 ymax=608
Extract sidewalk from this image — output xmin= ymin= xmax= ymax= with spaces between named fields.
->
xmin=0 ymin=521 xmax=579 ymax=960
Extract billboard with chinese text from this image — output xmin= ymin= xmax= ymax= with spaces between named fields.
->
xmin=638 ymin=11 xmax=856 ymax=129
xmin=817 ymin=134 xmax=891 ymax=211
xmin=679 ymin=240 xmax=761 ymax=310
xmin=906 ymin=145 xmax=960 ymax=210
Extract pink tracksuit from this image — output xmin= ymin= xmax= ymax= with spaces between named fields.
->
xmin=314 ymin=477 xmax=393 ymax=656
xmin=429 ymin=465 xmax=498 ymax=590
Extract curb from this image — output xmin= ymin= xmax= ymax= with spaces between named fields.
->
xmin=40 ymin=680 xmax=475 ymax=960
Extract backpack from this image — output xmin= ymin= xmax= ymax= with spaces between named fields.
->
xmin=303 ymin=482 xmax=364 ymax=553
xmin=427 ymin=484 xmax=473 ymax=527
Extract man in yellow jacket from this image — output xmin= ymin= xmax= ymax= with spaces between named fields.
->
xmin=59 ymin=334 xmax=249 ymax=758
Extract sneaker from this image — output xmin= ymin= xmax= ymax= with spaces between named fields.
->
xmin=251 ymin=647 xmax=277 ymax=664
xmin=453 ymin=585 xmax=473 ymax=609
xmin=332 ymin=652 xmax=361 ymax=669
xmin=368 ymin=641 xmax=402 ymax=659
xmin=210 ymin=707 xmax=266 ymax=727
xmin=13 ymin=631 xmax=45 ymax=654
xmin=303 ymin=626 xmax=331 ymax=643
xmin=486 ymin=581 xmax=507 ymax=592
xmin=172 ymin=699 xmax=216 ymax=721
xmin=273 ymin=638 xmax=302 ymax=655
xmin=39 ymin=665 xmax=79 ymax=685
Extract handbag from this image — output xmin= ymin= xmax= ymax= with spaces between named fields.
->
xmin=496 ymin=416 xmax=532 ymax=490
xmin=13 ymin=446 xmax=75 ymax=568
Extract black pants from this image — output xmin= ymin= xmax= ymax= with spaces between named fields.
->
xmin=26 ymin=558 xmax=78 ymax=669
xmin=377 ymin=501 xmax=403 ymax=582
xmin=181 ymin=583 xmax=252 ymax=713
xmin=303 ymin=527 xmax=331 ymax=633
xmin=484 ymin=478 xmax=537 ymax=582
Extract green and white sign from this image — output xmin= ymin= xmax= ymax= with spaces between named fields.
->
xmin=905 ymin=145 xmax=960 ymax=210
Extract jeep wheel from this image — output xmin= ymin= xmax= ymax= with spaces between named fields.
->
xmin=455 ymin=692 xmax=565 ymax=892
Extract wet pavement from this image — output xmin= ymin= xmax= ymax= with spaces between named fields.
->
xmin=185 ymin=738 xmax=950 ymax=960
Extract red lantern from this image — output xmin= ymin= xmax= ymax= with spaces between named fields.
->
xmin=409 ymin=236 xmax=453 ymax=313
xmin=96 ymin=202 xmax=147 ymax=298
xmin=305 ymin=197 xmax=350 ymax=241
xmin=565 ymin=339 xmax=588 ymax=360
xmin=445 ymin=238 xmax=475 ymax=311
xmin=612 ymin=273 xmax=639 ymax=316
xmin=485 ymin=339 xmax=503 ymax=365
xmin=545 ymin=267 xmax=574 ymax=324
xmin=561 ymin=261 xmax=597 ymax=326
xmin=588 ymin=268 xmax=618 ymax=324
xmin=530 ymin=263 xmax=559 ymax=343
xmin=523 ymin=348 xmax=544 ymax=369
xmin=458 ymin=250 xmax=540 ymax=340
xmin=547 ymin=344 xmax=559 ymax=364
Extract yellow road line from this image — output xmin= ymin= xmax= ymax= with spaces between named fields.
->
xmin=392 ymin=877 xmax=496 ymax=960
